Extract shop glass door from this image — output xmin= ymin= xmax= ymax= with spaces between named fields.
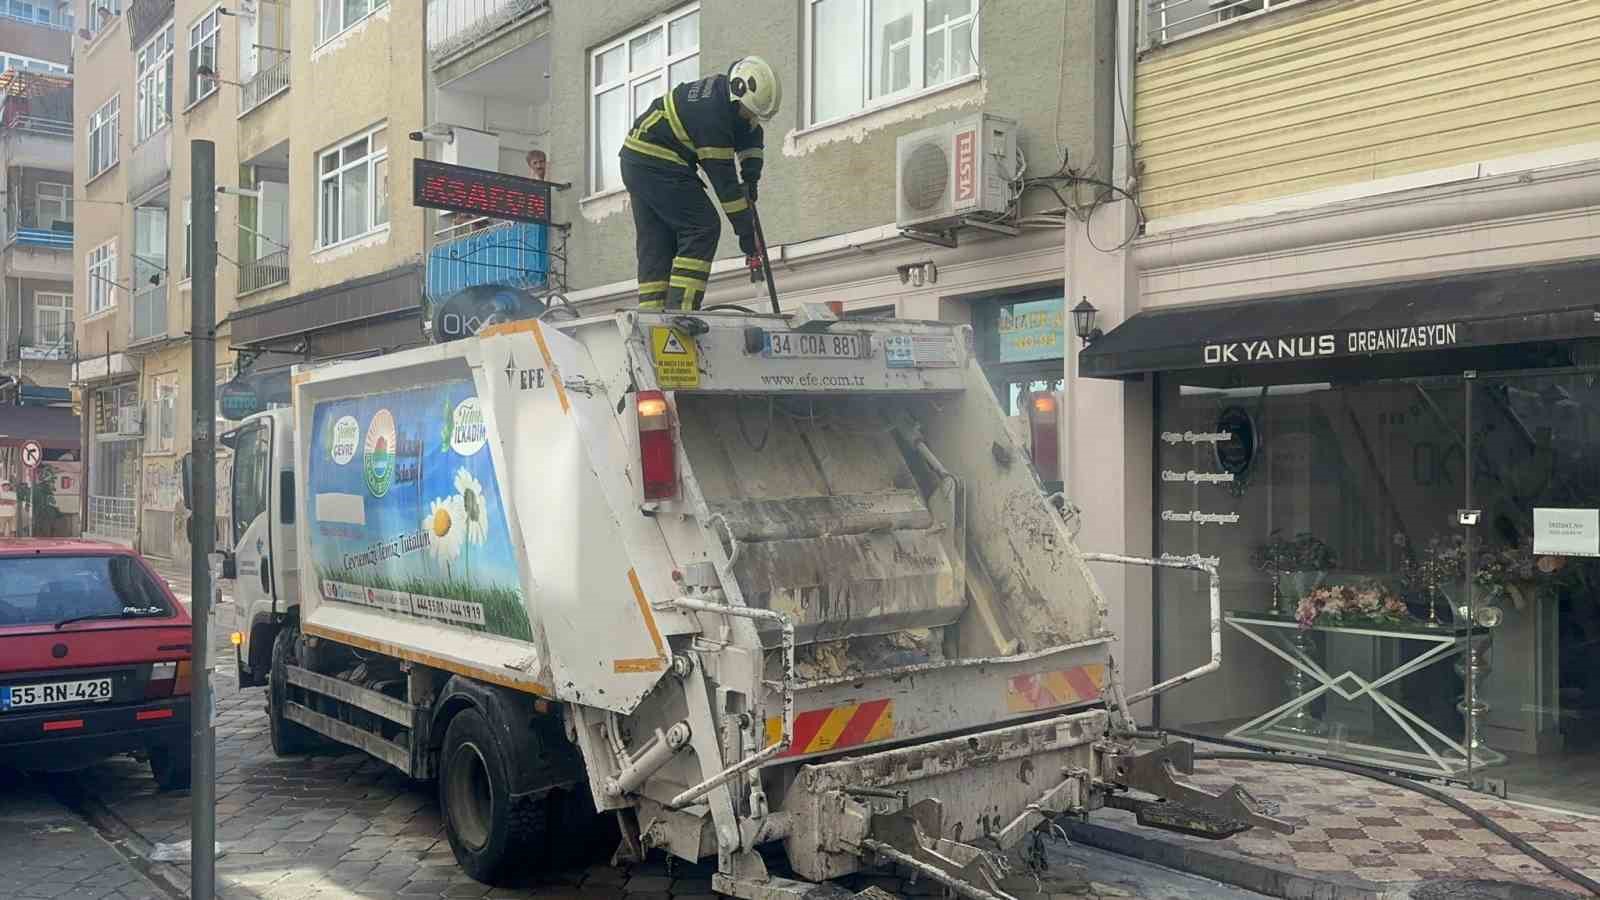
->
xmin=1463 ymin=369 xmax=1600 ymax=811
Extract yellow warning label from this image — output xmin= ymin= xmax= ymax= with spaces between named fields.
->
xmin=650 ymin=327 xmax=700 ymax=389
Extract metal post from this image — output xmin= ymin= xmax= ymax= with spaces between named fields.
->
xmin=189 ymin=140 xmax=217 ymax=900
xmin=1463 ymin=373 xmax=1475 ymax=779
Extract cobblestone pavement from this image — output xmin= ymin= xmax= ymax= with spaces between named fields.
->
xmin=1089 ymin=754 xmax=1600 ymax=897
xmin=0 ymin=769 xmax=169 ymax=900
xmin=68 ymin=558 xmax=1268 ymax=899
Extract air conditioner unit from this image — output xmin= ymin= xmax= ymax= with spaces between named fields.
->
xmin=118 ymin=405 xmax=143 ymax=436
xmin=895 ymin=113 xmax=1018 ymax=232
xmin=440 ymin=126 xmax=501 ymax=173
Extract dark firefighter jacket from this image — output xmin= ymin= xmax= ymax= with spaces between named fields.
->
xmin=621 ymin=74 xmax=765 ymax=237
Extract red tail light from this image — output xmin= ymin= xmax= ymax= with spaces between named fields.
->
xmin=1026 ymin=390 xmax=1061 ymax=484
xmin=638 ymin=390 xmax=678 ymax=501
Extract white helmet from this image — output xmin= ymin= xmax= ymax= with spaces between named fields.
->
xmin=728 ymin=56 xmax=781 ymax=121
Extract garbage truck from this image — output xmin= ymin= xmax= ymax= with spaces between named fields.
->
xmin=218 ymin=304 xmax=1288 ymax=898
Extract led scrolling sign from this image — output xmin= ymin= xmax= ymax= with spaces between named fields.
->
xmin=412 ymin=159 xmax=552 ymax=225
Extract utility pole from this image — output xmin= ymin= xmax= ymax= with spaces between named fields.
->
xmin=189 ymin=139 xmax=217 ymax=900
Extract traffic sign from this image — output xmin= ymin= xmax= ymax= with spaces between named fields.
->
xmin=20 ymin=440 xmax=41 ymax=471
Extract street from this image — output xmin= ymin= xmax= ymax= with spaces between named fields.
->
xmin=0 ymin=565 xmax=1272 ymax=900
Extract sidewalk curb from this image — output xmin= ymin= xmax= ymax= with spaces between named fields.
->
xmin=1061 ymin=819 xmax=1415 ymax=900
xmin=67 ymin=782 xmax=193 ymax=900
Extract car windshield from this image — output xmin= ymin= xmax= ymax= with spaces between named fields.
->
xmin=0 ymin=555 xmax=172 ymax=627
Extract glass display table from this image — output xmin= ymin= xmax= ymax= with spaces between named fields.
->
xmin=1223 ymin=611 xmax=1505 ymax=777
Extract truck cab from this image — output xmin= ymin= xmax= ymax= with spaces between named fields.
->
xmin=222 ymin=407 xmax=299 ymax=687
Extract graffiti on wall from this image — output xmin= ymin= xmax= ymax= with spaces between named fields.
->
xmin=143 ymin=459 xmax=179 ymax=511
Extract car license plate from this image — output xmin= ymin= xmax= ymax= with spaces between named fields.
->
xmin=764 ymin=331 xmax=866 ymax=360
xmin=0 ymin=678 xmax=114 ymax=711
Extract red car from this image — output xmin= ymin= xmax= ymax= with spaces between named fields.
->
xmin=0 ymin=539 xmax=192 ymax=790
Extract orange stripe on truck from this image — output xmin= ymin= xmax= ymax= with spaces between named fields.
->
xmin=1004 ymin=663 xmax=1107 ymax=713
xmin=765 ymin=699 xmax=894 ymax=757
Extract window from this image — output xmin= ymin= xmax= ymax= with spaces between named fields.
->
xmin=589 ymin=5 xmax=699 ymax=194
xmin=87 ymin=239 xmax=117 ymax=314
xmin=231 ymin=422 xmax=269 ymax=544
xmin=33 ymin=291 xmax=71 ymax=348
xmin=147 ymin=373 xmax=177 ymax=453
xmin=182 ymin=197 xmax=191 ymax=278
xmin=319 ymin=0 xmax=387 ymax=45
xmin=187 ymin=8 xmax=220 ymax=107
xmin=318 ymin=125 xmax=388 ymax=247
xmin=0 ymin=555 xmax=171 ymax=628
xmin=136 ymin=23 xmax=173 ymax=142
xmin=134 ymin=205 xmax=167 ymax=287
xmin=1 ymin=52 xmax=68 ymax=74
xmin=81 ymin=0 xmax=121 ymax=39
xmin=36 ymin=182 xmax=71 ymax=228
xmin=88 ymin=94 xmax=119 ymax=178
xmin=806 ymin=0 xmax=978 ymax=125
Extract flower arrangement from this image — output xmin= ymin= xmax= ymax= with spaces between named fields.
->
xmin=1295 ymin=581 xmax=1411 ymax=630
xmin=1395 ymin=531 xmax=1556 ymax=612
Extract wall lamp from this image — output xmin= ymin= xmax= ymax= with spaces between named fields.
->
xmin=1072 ymin=298 xmax=1103 ymax=347
xmin=195 ymin=65 xmax=244 ymax=88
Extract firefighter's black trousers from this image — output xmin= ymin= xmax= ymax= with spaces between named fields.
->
xmin=622 ymin=154 xmax=717 ymax=310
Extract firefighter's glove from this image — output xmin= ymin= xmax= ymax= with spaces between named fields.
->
xmin=738 ymin=230 xmax=759 ymax=257
xmin=745 ymin=180 xmax=758 ymax=204
xmin=746 ymin=254 xmax=765 ymax=283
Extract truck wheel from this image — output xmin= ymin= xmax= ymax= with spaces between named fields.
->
xmin=149 ymin=744 xmax=191 ymax=791
xmin=440 ymin=708 xmax=548 ymax=885
xmin=268 ymin=625 xmax=317 ymax=756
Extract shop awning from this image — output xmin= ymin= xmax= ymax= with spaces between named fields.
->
xmin=0 ymin=405 xmax=80 ymax=448
xmin=1081 ymin=261 xmax=1600 ymax=379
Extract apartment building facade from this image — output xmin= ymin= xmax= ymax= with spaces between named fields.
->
xmin=72 ymin=0 xmax=431 ymax=558
xmin=0 ymin=7 xmax=74 ymax=405
xmin=1066 ymin=0 xmax=1600 ymax=812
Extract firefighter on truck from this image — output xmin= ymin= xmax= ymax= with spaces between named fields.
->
xmin=620 ymin=56 xmax=781 ymax=311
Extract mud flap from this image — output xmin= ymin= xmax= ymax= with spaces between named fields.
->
xmin=1107 ymin=741 xmax=1293 ymax=836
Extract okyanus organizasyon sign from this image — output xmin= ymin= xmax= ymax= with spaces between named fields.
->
xmin=1202 ymin=323 xmax=1459 ymax=366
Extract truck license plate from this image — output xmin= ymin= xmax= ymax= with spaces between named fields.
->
xmin=764 ymin=331 xmax=866 ymax=360
xmin=0 ymin=678 xmax=114 ymax=711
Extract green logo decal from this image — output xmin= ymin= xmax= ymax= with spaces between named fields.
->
xmin=363 ymin=408 xmax=397 ymax=498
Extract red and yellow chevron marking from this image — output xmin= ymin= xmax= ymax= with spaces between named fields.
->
xmin=1005 ymin=664 xmax=1107 ymax=713
xmin=765 ymin=699 xmax=895 ymax=758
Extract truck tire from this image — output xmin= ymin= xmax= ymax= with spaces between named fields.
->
xmin=440 ymin=708 xmax=549 ymax=885
xmin=268 ymin=625 xmax=317 ymax=756
xmin=148 ymin=743 xmax=191 ymax=791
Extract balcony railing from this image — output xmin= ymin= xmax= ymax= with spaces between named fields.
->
xmin=130 ymin=282 xmax=168 ymax=343
xmin=1145 ymin=0 xmax=1297 ymax=45
xmin=238 ymin=248 xmax=289 ymax=296
xmin=426 ymin=219 xmax=547 ymax=305
xmin=127 ymin=129 xmax=172 ymax=201
xmin=239 ymin=49 xmax=290 ymax=116
xmin=11 ymin=334 xmax=73 ymax=361
xmin=427 ymin=0 xmax=543 ymax=63
xmin=87 ymin=495 xmax=136 ymax=540
xmin=7 ymin=207 xmax=72 ymax=249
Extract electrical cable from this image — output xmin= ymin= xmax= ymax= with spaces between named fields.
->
xmin=1191 ymin=751 xmax=1600 ymax=898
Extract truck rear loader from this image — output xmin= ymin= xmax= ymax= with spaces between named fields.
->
xmin=220 ymin=305 xmax=1287 ymax=899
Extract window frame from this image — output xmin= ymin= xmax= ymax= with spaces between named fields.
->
xmin=316 ymin=124 xmax=389 ymax=249
xmin=87 ymin=94 xmax=120 ymax=179
xmin=135 ymin=21 xmax=174 ymax=143
xmin=182 ymin=197 xmax=191 ymax=280
xmin=32 ymin=291 xmax=72 ymax=348
xmin=317 ymin=0 xmax=388 ymax=47
xmin=80 ymin=0 xmax=122 ymax=42
xmin=187 ymin=6 xmax=221 ymax=109
xmin=87 ymin=238 xmax=118 ymax=316
xmin=36 ymin=181 xmax=71 ymax=227
xmin=147 ymin=372 xmax=178 ymax=454
xmin=803 ymin=0 xmax=981 ymax=128
xmin=587 ymin=4 xmax=701 ymax=196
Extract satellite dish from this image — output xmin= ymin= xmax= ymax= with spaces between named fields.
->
xmin=430 ymin=284 xmax=546 ymax=344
